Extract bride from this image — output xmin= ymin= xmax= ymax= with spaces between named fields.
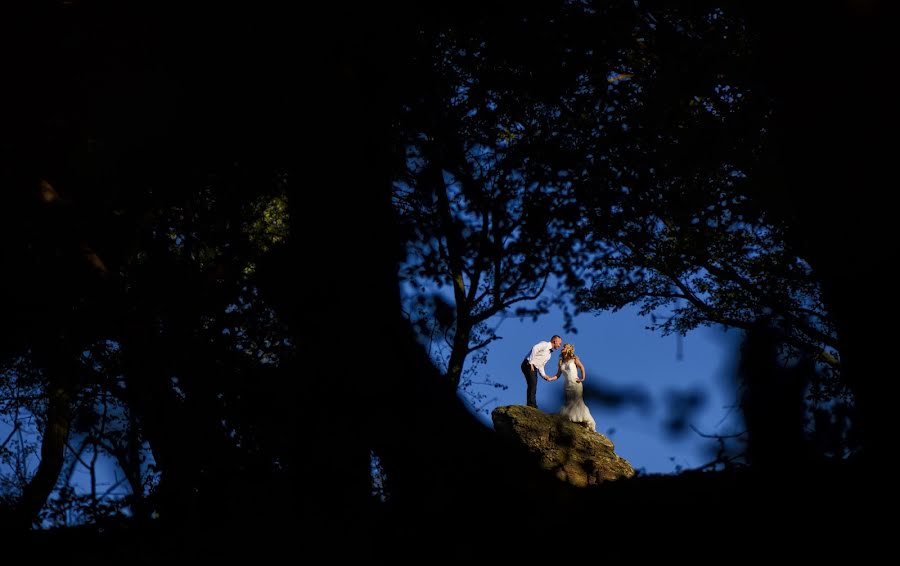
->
xmin=550 ymin=343 xmax=596 ymax=432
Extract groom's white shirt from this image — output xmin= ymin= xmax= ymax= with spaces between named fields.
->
xmin=527 ymin=341 xmax=553 ymax=378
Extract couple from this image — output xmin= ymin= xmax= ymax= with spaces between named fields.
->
xmin=520 ymin=335 xmax=596 ymax=432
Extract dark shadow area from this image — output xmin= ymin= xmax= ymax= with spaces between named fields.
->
xmin=580 ymin=378 xmax=654 ymax=416
xmin=578 ymin=376 xmax=708 ymax=440
xmin=661 ymin=387 xmax=707 ymax=438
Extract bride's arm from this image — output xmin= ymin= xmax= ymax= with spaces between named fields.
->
xmin=575 ymin=356 xmax=586 ymax=382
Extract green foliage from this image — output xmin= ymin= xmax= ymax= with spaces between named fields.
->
xmin=246 ymin=194 xmax=290 ymax=254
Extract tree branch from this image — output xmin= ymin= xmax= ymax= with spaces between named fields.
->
xmin=704 ymin=261 xmax=839 ymax=349
xmin=0 ymin=422 xmax=19 ymax=452
xmin=467 ymin=334 xmax=502 ymax=353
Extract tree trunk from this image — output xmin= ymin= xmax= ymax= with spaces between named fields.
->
xmin=746 ymin=1 xmax=895 ymax=464
xmin=13 ymin=381 xmax=72 ymax=529
xmin=446 ymin=321 xmax=471 ymax=389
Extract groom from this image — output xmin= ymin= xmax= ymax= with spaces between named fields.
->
xmin=520 ymin=335 xmax=562 ymax=409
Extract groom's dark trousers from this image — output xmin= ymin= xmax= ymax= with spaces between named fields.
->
xmin=520 ymin=357 xmax=538 ymax=408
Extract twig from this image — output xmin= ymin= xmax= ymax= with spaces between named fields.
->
xmin=99 ymin=477 xmax=130 ymax=500
xmin=692 ymin=452 xmax=746 ymax=472
xmin=1 ymin=422 xmax=20 ymax=451
xmin=689 ymin=423 xmax=746 ymax=439
xmin=474 ymin=397 xmax=498 ymax=413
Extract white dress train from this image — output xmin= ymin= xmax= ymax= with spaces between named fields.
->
xmin=558 ymin=359 xmax=596 ymax=432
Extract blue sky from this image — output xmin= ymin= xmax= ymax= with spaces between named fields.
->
xmin=461 ymin=304 xmax=745 ymax=474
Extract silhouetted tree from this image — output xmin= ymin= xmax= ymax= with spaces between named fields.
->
xmin=0 ymin=4 xmax=300 ymax=534
xmin=393 ymin=2 xmax=775 ymax=390
xmin=393 ymin=7 xmax=599 ymax=387
xmin=740 ymin=0 xmax=898 ymax=463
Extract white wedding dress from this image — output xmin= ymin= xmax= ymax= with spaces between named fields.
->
xmin=559 ymin=359 xmax=596 ymax=432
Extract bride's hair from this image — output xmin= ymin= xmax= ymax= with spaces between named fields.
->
xmin=560 ymin=343 xmax=576 ymax=361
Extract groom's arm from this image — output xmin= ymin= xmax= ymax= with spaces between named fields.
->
xmin=543 ymin=361 xmax=559 ymax=381
xmin=528 ymin=343 xmax=549 ymax=378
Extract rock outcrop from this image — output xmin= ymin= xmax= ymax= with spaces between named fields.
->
xmin=492 ymin=405 xmax=635 ymax=487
